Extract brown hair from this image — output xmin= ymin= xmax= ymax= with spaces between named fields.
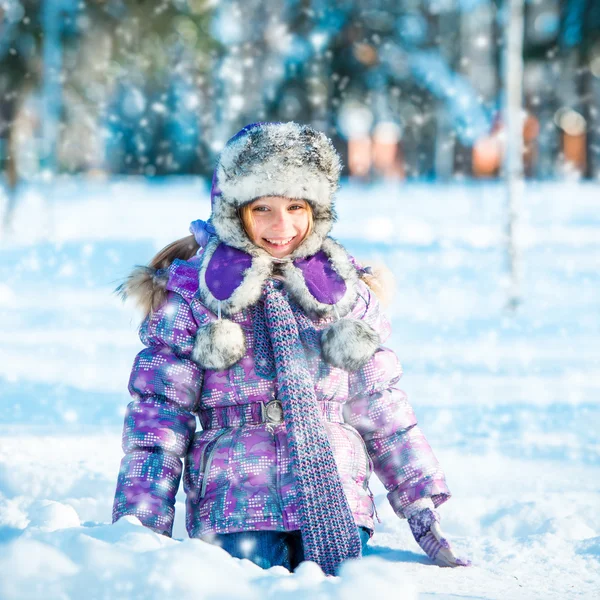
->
xmin=149 ymin=234 xmax=200 ymax=270
xmin=238 ymin=199 xmax=314 ymax=244
xmin=114 ymin=236 xmax=200 ymax=317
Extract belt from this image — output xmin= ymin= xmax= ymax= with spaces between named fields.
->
xmin=199 ymin=400 xmax=345 ymax=429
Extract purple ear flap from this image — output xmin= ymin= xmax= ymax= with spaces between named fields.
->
xmin=205 ymin=243 xmax=252 ymax=300
xmin=293 ymin=251 xmax=346 ymax=305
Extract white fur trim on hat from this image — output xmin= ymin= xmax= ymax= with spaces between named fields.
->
xmin=217 ymin=122 xmax=341 ymax=208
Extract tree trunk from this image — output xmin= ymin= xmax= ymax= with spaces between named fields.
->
xmin=503 ymin=0 xmax=525 ymax=311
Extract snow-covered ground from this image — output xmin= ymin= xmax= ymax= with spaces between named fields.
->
xmin=0 ymin=178 xmax=598 ymax=599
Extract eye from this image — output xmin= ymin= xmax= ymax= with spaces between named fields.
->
xmin=288 ymin=204 xmax=306 ymax=211
xmin=252 ymin=205 xmax=270 ymax=212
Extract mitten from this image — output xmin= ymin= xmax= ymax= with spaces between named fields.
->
xmin=407 ymin=507 xmax=471 ymax=567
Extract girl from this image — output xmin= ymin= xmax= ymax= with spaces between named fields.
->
xmin=112 ymin=122 xmax=470 ymax=574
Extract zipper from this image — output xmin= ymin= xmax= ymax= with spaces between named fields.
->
xmin=196 ymin=429 xmax=228 ymax=503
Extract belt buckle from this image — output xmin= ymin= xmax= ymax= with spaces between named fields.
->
xmin=262 ymin=400 xmax=283 ymax=430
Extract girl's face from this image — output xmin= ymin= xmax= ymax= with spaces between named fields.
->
xmin=245 ymin=196 xmax=310 ymax=258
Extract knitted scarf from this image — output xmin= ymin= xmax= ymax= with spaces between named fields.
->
xmin=261 ymin=278 xmax=362 ymax=575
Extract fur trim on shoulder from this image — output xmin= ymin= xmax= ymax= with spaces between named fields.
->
xmin=357 ymin=261 xmax=396 ymax=309
xmin=114 ymin=266 xmax=169 ymax=317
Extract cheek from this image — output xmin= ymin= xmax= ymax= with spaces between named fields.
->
xmin=295 ymin=214 xmax=310 ymax=235
xmin=249 ymin=216 xmax=266 ymax=236
xmin=248 ymin=216 xmax=277 ymax=243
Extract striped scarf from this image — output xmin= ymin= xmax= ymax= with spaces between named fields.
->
xmin=261 ymin=278 xmax=362 ymax=575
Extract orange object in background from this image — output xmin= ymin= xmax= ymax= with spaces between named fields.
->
xmin=347 ymin=137 xmax=372 ymax=177
xmin=472 ymin=135 xmax=502 ymax=177
xmin=556 ymin=108 xmax=587 ymax=175
xmin=347 ymin=122 xmax=405 ymax=179
xmin=523 ymin=113 xmax=540 ymax=142
xmin=372 ymin=122 xmax=405 ymax=179
xmin=563 ymin=132 xmax=586 ymax=174
xmin=472 ymin=112 xmax=540 ymax=177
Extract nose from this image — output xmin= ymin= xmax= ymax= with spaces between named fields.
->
xmin=271 ymin=208 xmax=290 ymax=231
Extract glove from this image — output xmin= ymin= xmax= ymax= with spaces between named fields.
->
xmin=407 ymin=507 xmax=471 ymax=568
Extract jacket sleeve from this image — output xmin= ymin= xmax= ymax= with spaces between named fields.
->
xmin=343 ymin=281 xmax=451 ymax=518
xmin=112 ymin=290 xmax=202 ymax=536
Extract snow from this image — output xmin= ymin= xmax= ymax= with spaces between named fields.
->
xmin=0 ymin=178 xmax=598 ymax=599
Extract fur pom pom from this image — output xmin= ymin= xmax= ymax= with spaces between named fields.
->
xmin=321 ymin=319 xmax=380 ymax=371
xmin=191 ymin=319 xmax=247 ymax=371
xmin=358 ymin=262 xmax=396 ymax=309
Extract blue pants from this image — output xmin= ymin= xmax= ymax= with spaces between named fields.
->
xmin=202 ymin=527 xmax=371 ymax=571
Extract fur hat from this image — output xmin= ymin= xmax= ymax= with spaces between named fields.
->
xmin=210 ymin=121 xmax=341 ymax=258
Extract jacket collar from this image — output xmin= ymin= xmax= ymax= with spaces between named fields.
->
xmin=197 ymin=236 xmax=360 ymax=320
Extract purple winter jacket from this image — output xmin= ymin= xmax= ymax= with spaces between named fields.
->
xmin=112 ymin=253 xmax=450 ymax=538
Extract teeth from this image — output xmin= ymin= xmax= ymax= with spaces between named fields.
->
xmin=266 ymin=237 xmax=294 ymax=246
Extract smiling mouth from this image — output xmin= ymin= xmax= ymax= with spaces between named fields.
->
xmin=263 ymin=236 xmax=296 ymax=247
